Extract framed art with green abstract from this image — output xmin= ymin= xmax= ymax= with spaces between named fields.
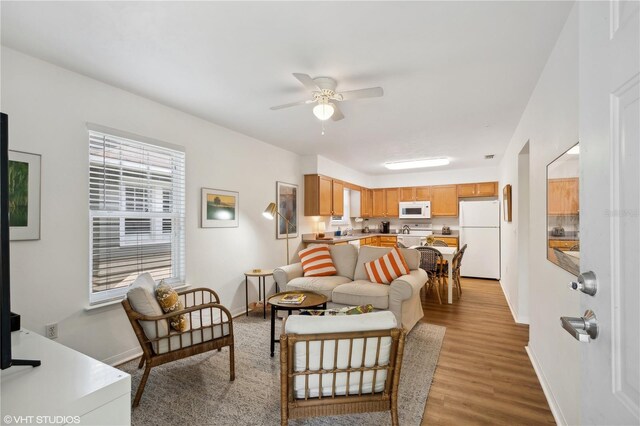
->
xmin=201 ymin=188 xmax=239 ymax=228
xmin=8 ymin=150 xmax=41 ymax=240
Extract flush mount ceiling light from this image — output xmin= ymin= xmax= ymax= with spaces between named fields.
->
xmin=312 ymin=101 xmax=335 ymax=121
xmin=384 ymin=158 xmax=450 ymax=170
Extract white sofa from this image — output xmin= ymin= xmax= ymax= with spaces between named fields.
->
xmin=273 ymin=244 xmax=428 ymax=331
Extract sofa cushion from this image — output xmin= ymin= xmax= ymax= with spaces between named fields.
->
xmin=328 ymin=244 xmax=358 ymax=280
xmin=299 ymin=244 xmax=337 ymax=277
xmin=126 ymin=273 xmax=169 ymax=340
xmin=354 ymin=246 xmax=420 ymax=281
xmin=364 ymin=247 xmax=410 ymax=284
xmin=331 ymin=280 xmax=391 ymax=309
xmin=284 ymin=311 xmax=397 ymax=398
xmin=287 ymin=275 xmax=352 ymax=300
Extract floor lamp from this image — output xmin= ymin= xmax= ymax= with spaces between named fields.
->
xmin=263 ymin=202 xmax=293 ymax=265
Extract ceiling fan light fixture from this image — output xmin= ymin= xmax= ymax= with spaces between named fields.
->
xmin=384 ymin=158 xmax=450 ymax=170
xmin=313 ymin=102 xmax=335 ymax=120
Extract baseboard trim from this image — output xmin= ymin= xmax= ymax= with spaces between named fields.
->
xmin=105 ymin=347 xmax=143 ymax=367
xmin=499 ymin=280 xmax=529 ymax=324
xmin=526 ymin=346 xmax=567 ymax=426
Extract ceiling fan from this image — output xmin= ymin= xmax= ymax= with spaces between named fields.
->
xmin=270 ymin=73 xmax=384 ymax=121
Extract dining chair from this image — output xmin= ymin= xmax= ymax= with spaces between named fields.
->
xmin=454 ymin=244 xmax=468 ymax=297
xmin=430 ymin=240 xmax=449 ymax=247
xmin=415 ymin=246 xmax=444 ymax=304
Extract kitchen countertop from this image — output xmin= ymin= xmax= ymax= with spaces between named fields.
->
xmin=548 ymin=232 xmax=579 ymax=241
xmin=302 ymin=233 xmax=396 ymax=244
xmin=303 ymin=229 xmax=460 ymax=244
xmin=431 ymin=230 xmax=459 ymax=238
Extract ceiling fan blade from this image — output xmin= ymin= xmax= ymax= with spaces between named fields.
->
xmin=336 ymin=87 xmax=384 ymax=101
xmin=270 ymin=99 xmax=314 ymax=110
xmin=331 ymin=103 xmax=344 ymax=121
xmin=293 ymin=73 xmax=320 ymax=92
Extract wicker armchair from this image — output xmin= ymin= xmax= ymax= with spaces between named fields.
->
xmin=414 ymin=246 xmax=444 ymax=304
xmin=122 ymin=287 xmax=235 ymax=407
xmin=280 ymin=312 xmax=405 ymax=425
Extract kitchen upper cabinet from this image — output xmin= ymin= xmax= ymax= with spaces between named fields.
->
xmin=399 ymin=186 xmax=431 ymax=201
xmin=304 ymin=174 xmax=344 ymax=216
xmin=431 ymin=185 xmax=458 ymax=216
xmin=372 ymin=189 xmax=385 ymax=217
xmin=457 ymin=182 xmax=498 ymax=198
xmin=360 ymin=188 xmax=373 ymax=218
xmin=548 ymin=178 xmax=579 ymax=215
xmin=371 ymin=188 xmax=399 ymax=217
xmin=415 ymin=186 xmax=431 ymax=200
xmin=332 ymin=180 xmax=344 ymax=216
xmin=385 ymin=188 xmax=399 ymax=217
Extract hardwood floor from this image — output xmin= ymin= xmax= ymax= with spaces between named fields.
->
xmin=420 ymin=277 xmax=555 ymax=425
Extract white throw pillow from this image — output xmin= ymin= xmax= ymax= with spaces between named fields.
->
xmin=126 ymin=272 xmax=169 ymax=340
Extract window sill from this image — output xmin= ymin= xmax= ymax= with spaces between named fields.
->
xmin=85 ymin=283 xmax=190 ymax=311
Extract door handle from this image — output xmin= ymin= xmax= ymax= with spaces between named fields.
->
xmin=560 ymin=310 xmax=598 ymax=342
xmin=568 ymin=271 xmax=597 ymax=296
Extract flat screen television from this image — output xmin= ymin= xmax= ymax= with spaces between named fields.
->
xmin=1 ymin=112 xmax=40 ymax=369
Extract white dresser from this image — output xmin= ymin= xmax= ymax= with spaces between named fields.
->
xmin=1 ymin=330 xmax=131 ymax=425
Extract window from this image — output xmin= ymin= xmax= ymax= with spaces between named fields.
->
xmin=89 ymin=128 xmax=185 ymax=304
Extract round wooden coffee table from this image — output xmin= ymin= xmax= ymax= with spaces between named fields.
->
xmin=268 ymin=291 xmax=328 ymax=357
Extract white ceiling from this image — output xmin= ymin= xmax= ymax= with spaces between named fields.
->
xmin=0 ymin=1 xmax=573 ymax=175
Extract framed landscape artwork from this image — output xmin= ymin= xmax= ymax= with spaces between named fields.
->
xmin=201 ymin=188 xmax=239 ymax=228
xmin=8 ymin=150 xmax=41 ymax=240
xmin=276 ymin=181 xmax=298 ymax=239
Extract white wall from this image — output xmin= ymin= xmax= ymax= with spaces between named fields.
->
xmin=370 ymin=165 xmax=499 ymax=188
xmin=1 ymin=47 xmax=314 ymax=364
xmin=498 ymin=6 xmax=580 ymax=424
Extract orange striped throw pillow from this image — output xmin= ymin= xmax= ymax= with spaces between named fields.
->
xmin=299 ymin=244 xmax=337 ymax=277
xmin=364 ymin=247 xmax=410 ymax=284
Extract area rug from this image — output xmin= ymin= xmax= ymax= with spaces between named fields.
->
xmin=118 ymin=315 xmax=445 ymax=426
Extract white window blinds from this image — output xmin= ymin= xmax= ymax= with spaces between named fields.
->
xmin=89 ymin=129 xmax=185 ymax=304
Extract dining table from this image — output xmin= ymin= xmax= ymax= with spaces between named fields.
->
xmin=412 ymin=245 xmax=458 ymax=304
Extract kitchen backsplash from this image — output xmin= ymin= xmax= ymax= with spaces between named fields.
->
xmin=317 ymin=216 xmax=459 ymax=234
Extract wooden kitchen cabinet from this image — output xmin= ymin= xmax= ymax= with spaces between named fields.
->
xmin=399 ymin=186 xmax=431 ymax=201
xmin=457 ymin=182 xmax=498 ymax=198
xmin=360 ymin=188 xmax=373 ymax=218
xmin=431 ymin=185 xmax=459 ymax=216
xmin=385 ymin=188 xmax=399 ymax=217
xmin=379 ymin=235 xmax=398 ymax=248
xmin=372 ymin=189 xmax=385 ymax=217
xmin=548 ymin=239 xmax=579 ymax=250
xmin=304 ymin=174 xmax=344 ymax=216
xmin=371 ymin=188 xmax=399 ymax=217
xmin=548 ymin=178 xmax=579 ymax=215
xmin=332 ymin=180 xmax=344 ymax=216
xmin=433 ymin=236 xmax=459 ymax=248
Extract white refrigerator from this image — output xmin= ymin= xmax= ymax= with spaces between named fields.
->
xmin=459 ymin=200 xmax=501 ymax=280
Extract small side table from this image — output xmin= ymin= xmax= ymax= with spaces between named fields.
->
xmin=244 ymin=269 xmax=276 ymax=319
xmin=268 ymin=291 xmax=328 ymax=357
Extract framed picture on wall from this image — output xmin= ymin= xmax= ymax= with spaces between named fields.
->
xmin=276 ymin=181 xmax=298 ymax=239
xmin=201 ymin=188 xmax=239 ymax=228
xmin=9 ymin=150 xmax=41 ymax=240
xmin=503 ymin=184 xmax=512 ymax=222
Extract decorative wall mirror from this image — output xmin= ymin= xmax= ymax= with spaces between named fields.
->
xmin=546 ymin=142 xmax=580 ymax=275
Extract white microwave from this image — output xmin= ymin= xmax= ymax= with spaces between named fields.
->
xmin=399 ymin=201 xmax=431 ymax=219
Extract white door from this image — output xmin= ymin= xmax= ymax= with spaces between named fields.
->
xmin=459 ymin=200 xmax=500 ymax=227
xmin=578 ymin=2 xmax=639 ymax=424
